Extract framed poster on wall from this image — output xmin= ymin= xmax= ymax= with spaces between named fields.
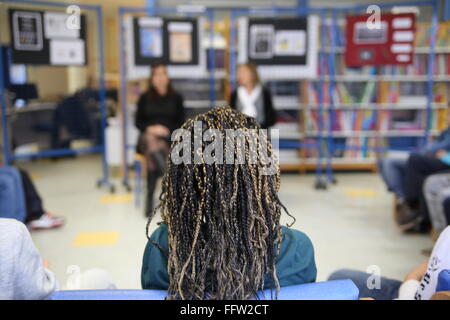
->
xmin=238 ymin=15 xmax=319 ymax=79
xmin=9 ymin=8 xmax=87 ymax=66
xmin=248 ymin=18 xmax=308 ymax=66
xmin=133 ymin=17 xmax=199 ymax=66
xmin=130 ymin=16 xmax=205 ymax=79
xmin=345 ymin=13 xmax=416 ymax=66
xmin=133 ymin=17 xmax=164 ymax=66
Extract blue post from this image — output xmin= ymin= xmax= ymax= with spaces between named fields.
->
xmin=0 ymin=46 xmax=10 ymax=166
xmin=314 ymin=10 xmax=327 ymax=190
xmin=118 ymin=8 xmax=131 ymax=190
xmin=325 ymin=9 xmax=338 ymax=185
xmin=146 ymin=0 xmax=156 ymax=16
xmin=95 ymin=6 xmax=114 ymax=193
xmin=207 ymin=9 xmax=216 ymax=108
xmin=297 ymin=0 xmax=309 ymax=17
xmin=444 ymin=0 xmax=450 ymax=21
xmin=424 ymin=0 xmax=438 ymax=147
xmin=230 ymin=10 xmax=238 ymax=92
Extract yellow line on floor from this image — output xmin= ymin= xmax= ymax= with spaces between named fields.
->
xmin=99 ymin=193 xmax=133 ymax=204
xmin=344 ymin=188 xmax=378 ymax=197
xmin=72 ymin=231 xmax=119 ymax=247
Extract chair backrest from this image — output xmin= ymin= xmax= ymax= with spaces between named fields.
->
xmin=429 ymin=269 xmax=450 ymax=300
xmin=0 ymin=166 xmax=26 ymax=222
xmin=436 ymin=269 xmax=450 ymax=292
xmin=49 ymin=279 xmax=359 ymax=300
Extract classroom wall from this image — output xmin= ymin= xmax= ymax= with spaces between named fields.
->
xmin=0 ymin=0 xmax=145 ymax=99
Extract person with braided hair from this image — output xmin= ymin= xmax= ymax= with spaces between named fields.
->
xmin=141 ymin=107 xmax=316 ymax=300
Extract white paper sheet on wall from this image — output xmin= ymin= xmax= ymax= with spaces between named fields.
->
xmin=44 ymin=12 xmax=80 ymax=39
xmin=50 ymin=39 xmax=85 ymax=65
xmin=274 ymin=30 xmax=306 ymax=56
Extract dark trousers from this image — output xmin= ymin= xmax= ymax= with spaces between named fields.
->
xmin=19 ymin=169 xmax=45 ymax=222
xmin=444 ymin=197 xmax=450 ymax=227
xmin=404 ymin=154 xmax=450 ymax=202
xmin=328 ymin=269 xmax=402 ymax=300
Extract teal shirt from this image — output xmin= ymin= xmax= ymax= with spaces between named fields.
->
xmin=141 ymin=224 xmax=317 ymax=290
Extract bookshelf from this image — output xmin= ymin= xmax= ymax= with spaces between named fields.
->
xmin=274 ymin=18 xmax=450 ymax=172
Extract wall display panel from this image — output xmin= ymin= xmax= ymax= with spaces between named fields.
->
xmin=133 ymin=16 xmax=164 ymax=66
xmin=129 ymin=16 xmax=206 ymax=79
xmin=9 ymin=8 xmax=87 ymax=66
xmin=345 ymin=13 xmax=416 ymax=66
xmin=238 ymin=15 xmax=319 ymax=79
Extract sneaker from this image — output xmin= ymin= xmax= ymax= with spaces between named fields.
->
xmin=396 ymin=202 xmax=422 ymax=231
xmin=28 ymin=213 xmax=65 ymax=230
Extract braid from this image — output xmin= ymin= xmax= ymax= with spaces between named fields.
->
xmin=146 ymin=107 xmax=293 ymax=300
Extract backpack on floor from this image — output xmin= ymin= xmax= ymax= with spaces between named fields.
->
xmin=0 ymin=166 xmax=26 ymax=222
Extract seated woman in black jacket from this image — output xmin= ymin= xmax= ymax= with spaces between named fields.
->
xmin=229 ymin=63 xmax=276 ymax=129
xmin=135 ymin=64 xmax=185 ymax=216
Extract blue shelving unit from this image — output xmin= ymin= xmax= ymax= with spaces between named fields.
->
xmin=0 ymin=0 xmax=115 ymax=193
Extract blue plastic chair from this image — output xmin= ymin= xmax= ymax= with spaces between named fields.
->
xmin=0 ymin=166 xmax=27 ymax=222
xmin=49 ymin=279 xmax=359 ymax=300
xmin=436 ymin=269 xmax=450 ymax=292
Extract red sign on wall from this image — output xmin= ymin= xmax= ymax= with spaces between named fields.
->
xmin=345 ymin=13 xmax=416 ymax=66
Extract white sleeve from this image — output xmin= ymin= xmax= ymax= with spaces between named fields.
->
xmin=415 ymin=227 xmax=450 ymax=300
xmin=13 ymin=222 xmax=59 ymax=300
xmin=396 ymin=280 xmax=421 ymax=300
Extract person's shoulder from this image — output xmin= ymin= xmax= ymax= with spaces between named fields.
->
xmin=143 ymin=224 xmax=169 ymax=262
xmin=0 ymin=218 xmax=27 ymax=235
xmin=137 ymin=92 xmax=148 ymax=105
xmin=281 ymin=226 xmax=314 ymax=249
xmin=0 ymin=218 xmax=28 ymax=250
xmin=150 ymin=223 xmax=168 ymax=235
xmin=437 ymin=226 xmax=450 ymax=244
xmin=147 ymin=223 xmax=169 ymax=246
xmin=171 ymin=90 xmax=183 ymax=100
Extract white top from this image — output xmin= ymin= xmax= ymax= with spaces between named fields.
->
xmin=237 ymin=85 xmax=262 ymax=119
xmin=397 ymin=226 xmax=450 ymax=300
xmin=0 ymin=218 xmax=58 ymax=300
xmin=415 ymin=226 xmax=450 ymax=300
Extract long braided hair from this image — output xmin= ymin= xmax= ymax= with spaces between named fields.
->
xmin=146 ymin=107 xmax=295 ymax=300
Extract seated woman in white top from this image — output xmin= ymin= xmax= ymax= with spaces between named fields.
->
xmin=229 ymin=63 xmax=276 ymax=129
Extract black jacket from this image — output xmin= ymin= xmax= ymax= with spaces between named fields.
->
xmin=229 ymin=86 xmax=276 ymax=129
xmin=135 ymin=91 xmax=185 ymax=134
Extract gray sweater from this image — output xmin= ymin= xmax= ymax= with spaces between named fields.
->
xmin=0 ymin=218 xmax=58 ymax=300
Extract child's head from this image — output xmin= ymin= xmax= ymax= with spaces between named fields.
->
xmin=237 ymin=63 xmax=260 ymax=88
xmin=147 ymin=107 xmax=293 ymax=300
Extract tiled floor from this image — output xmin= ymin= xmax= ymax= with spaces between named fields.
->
xmin=17 ymin=154 xmax=432 ymax=289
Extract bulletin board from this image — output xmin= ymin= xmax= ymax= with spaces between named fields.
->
xmin=345 ymin=13 xmax=416 ymax=66
xmin=133 ymin=17 xmax=199 ymax=66
xmin=247 ymin=18 xmax=308 ymax=66
xmin=8 ymin=8 xmax=88 ymax=66
xmin=237 ymin=15 xmax=319 ymax=79
xmin=127 ymin=16 xmax=206 ymax=80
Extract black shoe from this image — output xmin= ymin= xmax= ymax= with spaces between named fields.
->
xmin=396 ymin=202 xmax=422 ymax=231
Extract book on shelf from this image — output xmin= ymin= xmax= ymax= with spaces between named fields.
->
xmin=275 ymin=20 xmax=450 ymax=166
xmin=415 ymin=21 xmax=450 ymax=48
